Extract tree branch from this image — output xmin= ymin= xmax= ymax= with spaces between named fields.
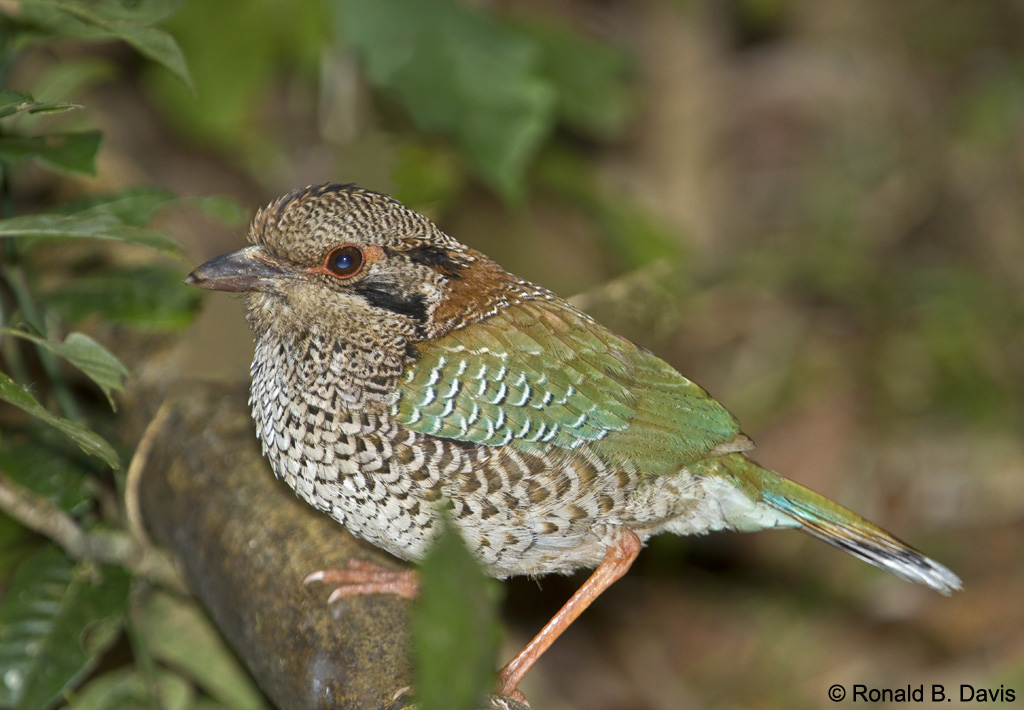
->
xmin=0 ymin=469 xmax=184 ymax=592
xmin=135 ymin=382 xmax=529 ymax=710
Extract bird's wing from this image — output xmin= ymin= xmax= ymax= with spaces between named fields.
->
xmin=393 ymin=299 xmax=749 ymax=474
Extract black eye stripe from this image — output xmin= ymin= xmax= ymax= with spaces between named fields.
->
xmin=353 ymin=282 xmax=428 ymax=323
xmin=399 ymin=244 xmax=465 ymax=278
xmin=326 ymin=245 xmax=364 ymax=278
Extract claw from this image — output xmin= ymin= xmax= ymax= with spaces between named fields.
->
xmin=305 ymin=559 xmax=420 ymax=600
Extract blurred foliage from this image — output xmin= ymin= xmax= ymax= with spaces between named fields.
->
xmin=15 ymin=0 xmax=192 ymax=91
xmin=0 ymin=547 xmax=129 ymax=710
xmin=144 ymin=0 xmax=324 ymax=163
xmin=333 ymin=0 xmax=557 ymax=199
xmin=412 ymin=514 xmax=502 ymax=710
xmin=147 ymin=0 xmax=636 ymax=200
xmin=0 ymin=2 xmax=252 ymax=709
xmin=137 ymin=591 xmax=267 ymax=710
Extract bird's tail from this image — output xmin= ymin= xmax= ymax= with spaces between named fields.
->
xmin=715 ymin=454 xmax=962 ymax=595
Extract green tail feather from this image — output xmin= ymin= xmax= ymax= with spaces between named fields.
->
xmin=716 ymin=454 xmax=962 ymax=595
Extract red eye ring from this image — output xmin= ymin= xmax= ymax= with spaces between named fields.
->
xmin=324 ymin=244 xmax=364 ymax=278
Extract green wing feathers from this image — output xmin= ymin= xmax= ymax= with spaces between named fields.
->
xmin=395 ymin=301 xmax=632 ymax=447
xmin=593 ymin=353 xmax=751 ymax=475
xmin=395 ymin=299 xmax=745 ymax=468
xmin=715 ymin=454 xmax=963 ymax=594
xmin=396 ymin=298 xmax=961 ymax=593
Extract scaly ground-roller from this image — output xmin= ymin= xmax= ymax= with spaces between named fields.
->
xmin=186 ymin=183 xmax=961 ymax=700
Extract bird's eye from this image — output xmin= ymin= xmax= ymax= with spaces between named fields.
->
xmin=325 ymin=245 xmax=364 ymax=278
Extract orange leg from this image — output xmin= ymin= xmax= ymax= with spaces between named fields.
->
xmin=305 ymin=559 xmax=420 ymax=601
xmin=496 ymin=529 xmax=641 ymax=699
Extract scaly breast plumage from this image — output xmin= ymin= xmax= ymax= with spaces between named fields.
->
xmin=249 ymin=336 xmax=710 ymax=575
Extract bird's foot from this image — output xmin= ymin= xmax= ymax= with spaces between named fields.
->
xmin=493 ymin=529 xmax=641 ymax=701
xmin=304 ymin=559 xmax=420 ymax=601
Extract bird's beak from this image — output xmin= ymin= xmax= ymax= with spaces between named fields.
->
xmin=184 ymin=245 xmax=294 ymax=293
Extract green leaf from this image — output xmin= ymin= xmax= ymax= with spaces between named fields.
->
xmin=0 ymin=546 xmax=130 ymax=710
xmin=0 ymin=514 xmax=35 ymax=583
xmin=29 ymin=58 xmax=117 ymax=107
xmin=333 ymin=0 xmax=556 ymax=198
xmin=0 ymin=372 xmax=120 ymax=468
xmin=56 ymin=186 xmax=177 ymax=227
xmin=96 ymin=21 xmax=194 ymax=93
xmin=43 ymin=265 xmax=202 ymax=331
xmin=144 ymin=0 xmax=324 ymax=154
xmin=21 ymin=0 xmax=193 ymax=91
xmin=64 ymin=667 xmax=193 ymax=710
xmin=185 ymin=194 xmax=250 ymax=227
xmin=526 ymin=21 xmax=634 ymax=140
xmin=412 ymin=513 xmax=502 ymax=710
xmin=0 ymin=330 xmax=129 ymax=408
xmin=0 ymin=213 xmax=181 ymax=255
xmin=53 ymin=187 xmax=246 ymax=228
xmin=0 ymin=90 xmax=80 ymax=120
xmin=0 ymin=440 xmax=91 ymax=515
xmin=140 ymin=591 xmax=268 ymax=710
xmin=0 ymin=131 xmax=102 ymax=175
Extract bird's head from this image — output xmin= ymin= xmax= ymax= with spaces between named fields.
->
xmin=186 ymin=184 xmax=512 ymax=346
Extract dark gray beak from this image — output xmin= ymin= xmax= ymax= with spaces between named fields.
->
xmin=185 ymin=245 xmax=294 ymax=293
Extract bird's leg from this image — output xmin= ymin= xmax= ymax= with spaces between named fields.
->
xmin=496 ymin=528 xmax=641 ymax=699
xmin=304 ymin=559 xmax=420 ymax=601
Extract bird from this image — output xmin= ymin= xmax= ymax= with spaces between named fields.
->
xmin=185 ymin=182 xmax=961 ymax=700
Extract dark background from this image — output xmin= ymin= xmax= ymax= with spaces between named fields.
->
xmin=2 ymin=1 xmax=1022 ymax=708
